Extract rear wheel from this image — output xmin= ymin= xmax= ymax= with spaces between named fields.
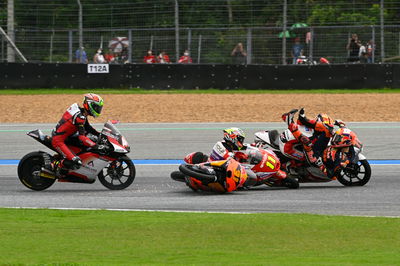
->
xmin=178 ymin=164 xmax=217 ymax=183
xmin=336 ymin=160 xmax=371 ymax=186
xmin=17 ymin=151 xmax=56 ymax=191
xmin=98 ymin=156 xmax=136 ymax=190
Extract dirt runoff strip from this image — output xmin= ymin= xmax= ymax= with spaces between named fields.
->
xmin=0 ymin=93 xmax=398 ymax=123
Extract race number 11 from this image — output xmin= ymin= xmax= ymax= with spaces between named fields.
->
xmin=87 ymin=64 xmax=109 ymax=74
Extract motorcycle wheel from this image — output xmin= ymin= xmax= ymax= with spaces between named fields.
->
xmin=336 ymin=160 xmax=371 ymax=186
xmin=171 ymin=171 xmax=186 ymax=182
xmin=282 ymin=177 xmax=300 ymax=189
xmin=17 ymin=151 xmax=56 ymax=191
xmin=178 ymin=164 xmax=217 ymax=183
xmin=98 ymin=156 xmax=136 ymax=190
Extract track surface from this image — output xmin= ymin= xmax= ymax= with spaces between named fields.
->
xmin=1 ymin=122 xmax=399 ymax=217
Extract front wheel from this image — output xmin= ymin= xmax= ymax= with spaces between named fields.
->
xmin=336 ymin=160 xmax=371 ymax=186
xmin=98 ymin=156 xmax=136 ymax=190
xmin=178 ymin=164 xmax=217 ymax=183
xmin=17 ymin=151 xmax=56 ymax=191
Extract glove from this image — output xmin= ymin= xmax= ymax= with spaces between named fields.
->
xmin=335 ymin=119 xmax=346 ymax=128
xmin=299 ymin=107 xmax=305 ymax=117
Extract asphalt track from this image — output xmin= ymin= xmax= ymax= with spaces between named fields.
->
xmin=0 ymin=122 xmax=399 ymax=217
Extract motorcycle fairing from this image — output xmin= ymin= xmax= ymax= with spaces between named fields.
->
xmin=69 ymin=153 xmax=111 ymax=181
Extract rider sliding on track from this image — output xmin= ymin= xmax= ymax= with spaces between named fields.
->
xmin=207 ymin=127 xmax=288 ymax=185
xmin=51 ymin=93 xmax=105 ymax=176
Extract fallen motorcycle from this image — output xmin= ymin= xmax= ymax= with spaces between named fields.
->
xmin=254 ymin=126 xmax=371 ymax=186
xmin=18 ymin=121 xmax=136 ymax=191
xmin=233 ymin=146 xmax=299 ymax=189
xmin=171 ymin=157 xmax=253 ymax=193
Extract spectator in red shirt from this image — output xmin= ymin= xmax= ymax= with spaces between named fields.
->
xmin=157 ymin=50 xmax=170 ymax=63
xmin=104 ymin=49 xmax=115 ymax=64
xmin=143 ymin=50 xmax=157 ymax=64
xmin=178 ymin=49 xmax=193 ymax=64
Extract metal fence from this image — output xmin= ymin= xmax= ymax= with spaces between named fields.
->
xmin=1 ymin=25 xmax=400 ymax=64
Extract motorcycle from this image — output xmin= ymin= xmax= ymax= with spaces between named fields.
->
xmin=18 ymin=121 xmax=136 ymax=191
xmin=233 ymin=146 xmax=299 ymax=189
xmin=254 ymin=126 xmax=371 ymax=186
xmin=171 ymin=157 xmax=252 ymax=193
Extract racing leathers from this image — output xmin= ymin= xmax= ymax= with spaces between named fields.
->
xmin=297 ymin=113 xmax=333 ymax=159
xmin=51 ymin=103 xmax=99 ymax=167
xmin=210 ymin=141 xmax=287 ymax=184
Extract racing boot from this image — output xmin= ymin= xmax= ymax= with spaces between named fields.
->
xmin=282 ymin=109 xmax=298 ymax=127
xmin=55 ymin=157 xmax=82 ymax=178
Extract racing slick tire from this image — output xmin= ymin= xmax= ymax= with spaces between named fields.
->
xmin=178 ymin=164 xmax=217 ymax=183
xmin=17 ymin=151 xmax=56 ymax=191
xmin=98 ymin=156 xmax=136 ymax=190
xmin=336 ymin=159 xmax=371 ymax=186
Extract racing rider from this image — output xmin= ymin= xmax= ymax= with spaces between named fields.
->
xmin=209 ymin=127 xmax=287 ymax=184
xmin=51 ymin=93 xmax=104 ymax=174
xmin=281 ymin=108 xmax=336 ymax=167
xmin=322 ymin=127 xmax=356 ymax=178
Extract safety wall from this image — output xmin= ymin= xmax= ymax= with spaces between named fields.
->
xmin=0 ymin=63 xmax=398 ymax=90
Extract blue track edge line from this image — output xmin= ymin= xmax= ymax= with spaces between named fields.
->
xmin=1 ymin=159 xmax=400 ymax=166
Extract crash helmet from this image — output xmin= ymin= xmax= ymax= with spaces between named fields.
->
xmin=83 ymin=93 xmax=104 ymax=118
xmin=331 ymin=128 xmax=354 ymax=148
xmin=223 ymin=127 xmax=245 ymax=150
xmin=317 ymin=113 xmax=334 ymax=134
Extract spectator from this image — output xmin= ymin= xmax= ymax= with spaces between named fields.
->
xmin=104 ymin=49 xmax=115 ymax=64
xmin=143 ymin=50 xmax=157 ymax=64
xmin=178 ymin=50 xmax=193 ymax=64
xmin=93 ymin=48 xmax=106 ymax=64
xmin=291 ymin=37 xmax=304 ymax=64
xmin=366 ymin=40 xmax=374 ymax=63
xmin=157 ymin=51 xmax=170 ymax=64
xmin=121 ymin=47 xmax=129 ymax=64
xmin=231 ymin=42 xmax=247 ymax=64
xmin=346 ymin=34 xmax=361 ymax=63
xmin=359 ymin=42 xmax=368 ymax=64
xmin=75 ymin=46 xmax=88 ymax=64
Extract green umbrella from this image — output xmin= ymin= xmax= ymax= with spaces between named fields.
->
xmin=278 ymin=30 xmax=296 ymax=38
xmin=290 ymin=22 xmax=309 ymax=30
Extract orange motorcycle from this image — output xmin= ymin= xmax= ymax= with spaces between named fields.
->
xmin=171 ymin=157 xmax=255 ymax=193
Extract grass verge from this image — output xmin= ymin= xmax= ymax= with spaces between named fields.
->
xmin=1 ymin=88 xmax=400 ymax=95
xmin=0 ymin=208 xmax=398 ymax=265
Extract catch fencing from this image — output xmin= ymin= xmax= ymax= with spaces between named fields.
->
xmin=1 ymin=25 xmax=400 ymax=65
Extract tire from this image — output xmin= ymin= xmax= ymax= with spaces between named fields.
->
xmin=17 ymin=151 xmax=56 ymax=191
xmin=171 ymin=171 xmax=186 ymax=182
xmin=98 ymin=156 xmax=136 ymax=190
xmin=336 ymin=160 xmax=371 ymax=186
xmin=178 ymin=164 xmax=217 ymax=183
xmin=282 ymin=177 xmax=300 ymax=189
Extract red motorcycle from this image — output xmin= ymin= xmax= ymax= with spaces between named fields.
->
xmin=18 ymin=121 xmax=136 ymax=191
xmin=234 ymin=146 xmax=299 ymax=189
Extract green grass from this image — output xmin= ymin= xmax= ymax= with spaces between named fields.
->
xmin=1 ymin=88 xmax=400 ymax=95
xmin=0 ymin=208 xmax=398 ymax=265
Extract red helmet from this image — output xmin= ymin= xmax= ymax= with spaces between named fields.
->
xmin=331 ymin=128 xmax=354 ymax=148
xmin=83 ymin=93 xmax=104 ymax=118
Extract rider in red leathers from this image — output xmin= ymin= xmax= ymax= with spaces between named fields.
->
xmin=51 ymin=93 xmax=104 ymax=173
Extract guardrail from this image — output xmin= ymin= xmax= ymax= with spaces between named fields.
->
xmin=0 ymin=63 xmax=398 ymax=89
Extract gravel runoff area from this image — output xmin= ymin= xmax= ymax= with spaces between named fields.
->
xmin=0 ymin=93 xmax=398 ymax=123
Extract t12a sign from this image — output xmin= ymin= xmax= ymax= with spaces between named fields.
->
xmin=87 ymin=64 xmax=109 ymax=74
